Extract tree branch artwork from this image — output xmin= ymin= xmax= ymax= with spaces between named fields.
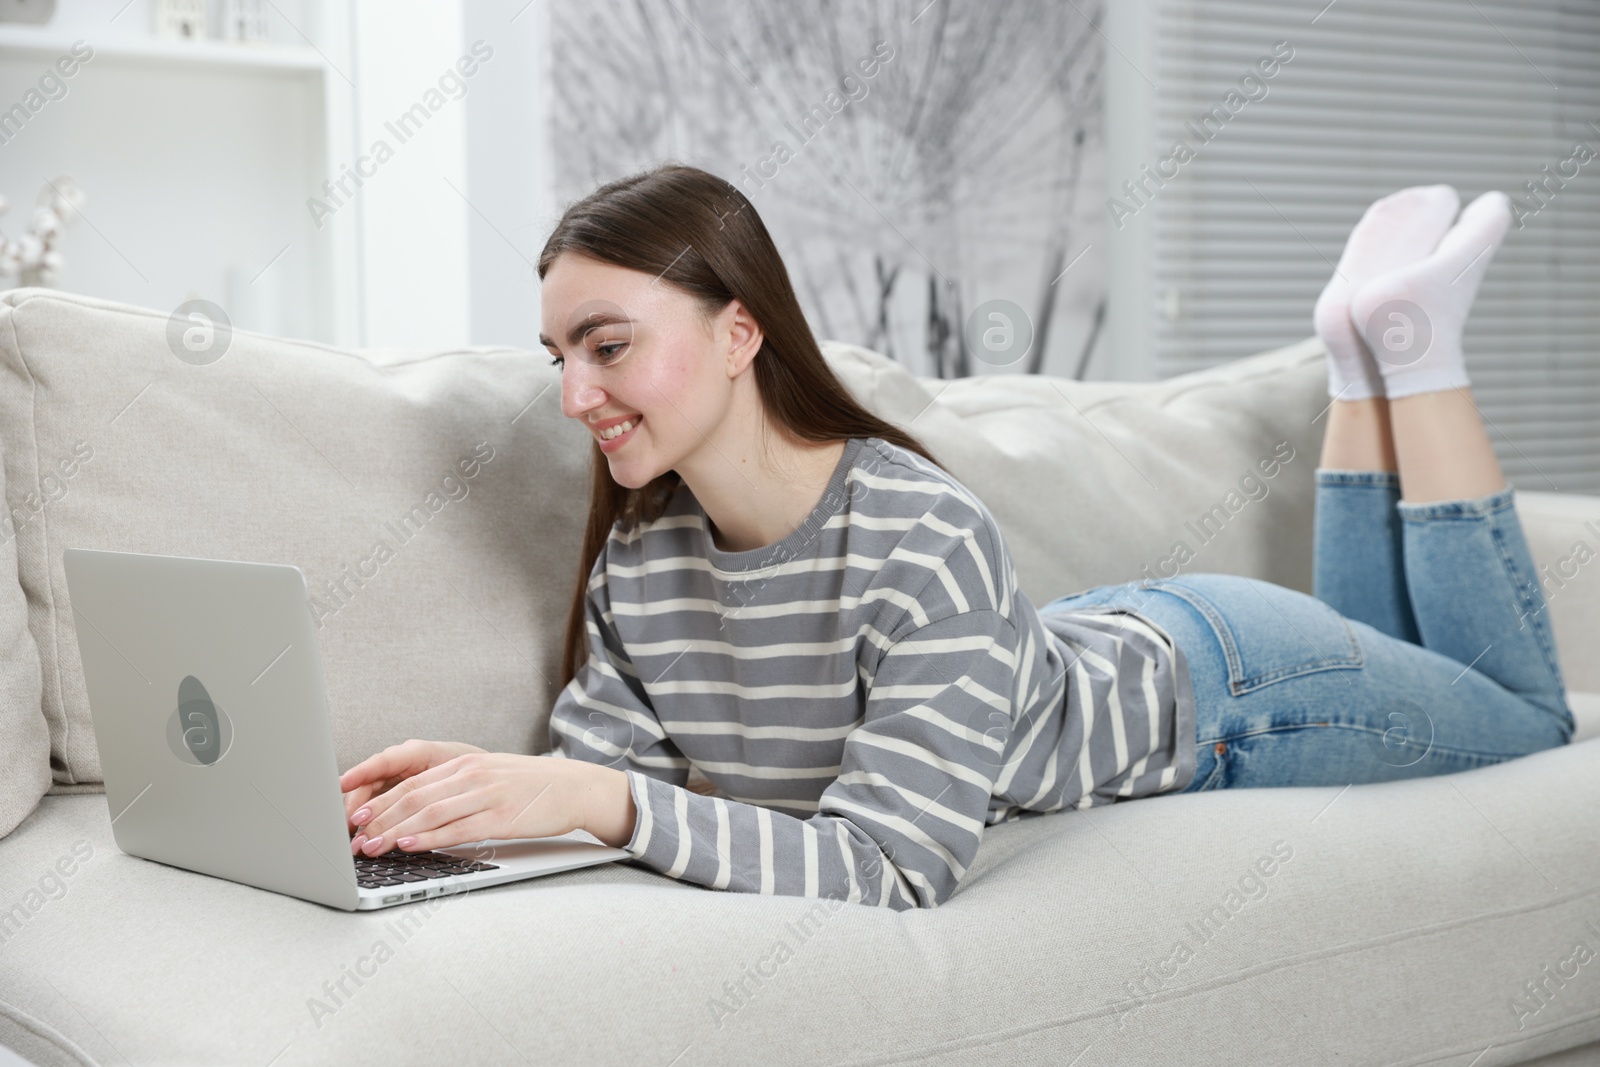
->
xmin=550 ymin=0 xmax=1106 ymax=379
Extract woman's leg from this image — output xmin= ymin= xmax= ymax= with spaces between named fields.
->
xmin=1154 ymin=190 xmax=1571 ymax=791
xmin=1148 ymin=433 xmax=1573 ymax=794
xmin=1087 ymin=573 xmax=1575 ymax=795
xmin=1389 ymin=397 xmax=1571 ymax=727
xmin=1354 ymin=191 xmax=1571 ymax=726
xmin=1171 ymin=600 xmax=1575 ymax=793
xmin=1314 ymin=398 xmax=1420 ymax=643
xmin=1308 ymin=186 xmax=1457 ymax=642
xmin=1315 ymin=395 xmax=1573 ymax=737
xmin=1401 ymin=494 xmax=1571 ymax=726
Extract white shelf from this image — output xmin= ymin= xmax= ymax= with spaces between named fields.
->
xmin=0 ymin=24 xmax=326 ymax=72
xmin=0 ymin=3 xmax=361 ymax=346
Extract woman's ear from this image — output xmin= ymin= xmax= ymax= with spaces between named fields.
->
xmin=722 ymin=298 xmax=764 ymax=377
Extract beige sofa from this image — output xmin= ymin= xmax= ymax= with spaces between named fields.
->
xmin=1 ymin=287 xmax=1598 ymax=1066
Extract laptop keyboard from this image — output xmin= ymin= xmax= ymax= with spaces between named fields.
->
xmin=354 ymin=848 xmax=499 ymax=889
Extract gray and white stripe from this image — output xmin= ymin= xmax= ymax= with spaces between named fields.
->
xmin=549 ymin=436 xmax=1195 ymax=910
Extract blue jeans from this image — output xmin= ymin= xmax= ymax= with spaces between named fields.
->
xmin=1039 ymin=470 xmax=1575 ymax=793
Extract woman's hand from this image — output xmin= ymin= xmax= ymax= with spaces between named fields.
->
xmin=340 ymin=738 xmax=486 ymax=835
xmin=345 ymin=747 xmax=599 ymax=856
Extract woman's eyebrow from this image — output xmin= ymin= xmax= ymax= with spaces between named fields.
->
xmin=539 ymin=313 xmax=638 ymax=348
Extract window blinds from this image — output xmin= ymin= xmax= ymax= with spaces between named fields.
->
xmin=1112 ymin=0 xmax=1600 ymax=493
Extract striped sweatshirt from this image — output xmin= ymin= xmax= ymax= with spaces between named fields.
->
xmin=547 ymin=436 xmax=1196 ymax=910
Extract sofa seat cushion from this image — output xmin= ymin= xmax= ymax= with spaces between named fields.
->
xmin=3 ymin=736 xmax=1598 ymax=1066
xmin=1567 ymin=690 xmax=1600 ymax=743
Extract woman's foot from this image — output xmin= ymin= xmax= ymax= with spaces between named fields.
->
xmin=1348 ymin=190 xmax=1512 ymax=400
xmin=1313 ymin=184 xmax=1460 ymax=401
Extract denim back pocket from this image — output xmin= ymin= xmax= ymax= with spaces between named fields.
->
xmin=1142 ymin=574 xmax=1363 ymax=696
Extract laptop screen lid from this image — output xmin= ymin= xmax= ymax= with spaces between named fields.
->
xmin=63 ymin=548 xmax=364 ymax=910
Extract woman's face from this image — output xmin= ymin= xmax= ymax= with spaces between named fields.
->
xmin=539 ymin=252 xmax=756 ymax=489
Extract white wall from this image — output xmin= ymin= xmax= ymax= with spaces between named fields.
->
xmin=0 ymin=0 xmax=333 ymax=340
xmin=347 ymin=0 xmax=470 ymax=349
xmin=0 ymin=0 xmax=534 ymax=351
xmin=462 ymin=0 xmax=552 ymax=349
xmin=350 ymin=0 xmax=554 ymax=349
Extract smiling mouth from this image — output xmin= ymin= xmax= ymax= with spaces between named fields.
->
xmin=598 ymin=414 xmax=642 ymax=442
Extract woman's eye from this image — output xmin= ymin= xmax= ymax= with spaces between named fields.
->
xmin=546 ymin=343 xmax=625 ymax=368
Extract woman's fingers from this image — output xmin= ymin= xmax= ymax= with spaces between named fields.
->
xmin=339 ymin=739 xmax=482 ymax=793
xmin=339 ymin=741 xmax=430 ymax=791
xmin=350 ymin=756 xmax=469 ymax=837
xmin=343 ymin=782 xmax=374 ymax=830
xmin=344 ymin=779 xmax=397 ymax=831
xmin=357 ymin=787 xmax=490 ymax=855
xmin=342 ymin=742 xmax=493 ymax=853
xmin=355 ymin=770 xmax=465 ymax=851
xmin=349 ymin=754 xmax=575 ymax=857
xmin=347 ymin=776 xmax=400 ymax=830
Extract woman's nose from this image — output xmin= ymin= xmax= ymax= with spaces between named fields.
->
xmin=559 ymin=367 xmax=607 ymax=421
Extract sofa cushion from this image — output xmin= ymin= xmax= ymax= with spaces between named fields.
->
xmin=817 ymin=337 xmax=1327 ymax=606
xmin=0 ymin=288 xmax=590 ymax=796
xmin=2 ymin=736 xmax=1598 ymax=1065
xmin=0 ymin=398 xmax=50 ymax=839
xmin=0 ymin=289 xmax=1332 ymax=813
xmin=1513 ymin=491 xmax=1600 ymax=695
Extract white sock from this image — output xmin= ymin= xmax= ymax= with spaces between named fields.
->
xmin=1313 ymin=184 xmax=1460 ymax=401
xmin=1349 ymin=190 xmax=1512 ymax=400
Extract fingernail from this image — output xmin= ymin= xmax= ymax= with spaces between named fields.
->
xmin=362 ymin=836 xmax=385 ymax=855
xmin=351 ymin=807 xmax=371 ymax=825
xmin=350 ymin=834 xmax=367 ymax=853
xmin=396 ymin=836 xmax=417 ymax=850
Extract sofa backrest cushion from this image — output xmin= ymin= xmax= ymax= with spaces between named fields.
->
xmin=0 ymin=289 xmax=591 ymax=806
xmin=0 ymin=287 xmax=1326 ymax=829
xmin=818 ymin=338 xmax=1325 ymax=609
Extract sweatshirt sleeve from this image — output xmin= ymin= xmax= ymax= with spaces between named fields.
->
xmin=546 ymin=568 xmax=692 ymax=785
xmin=621 ymin=607 xmax=1016 ymax=911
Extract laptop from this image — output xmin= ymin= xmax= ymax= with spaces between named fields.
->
xmin=62 ymin=547 xmax=628 ymax=911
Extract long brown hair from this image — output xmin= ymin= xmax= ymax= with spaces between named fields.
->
xmin=540 ymin=162 xmax=945 ymax=691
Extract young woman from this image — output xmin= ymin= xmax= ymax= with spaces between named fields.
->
xmin=340 ymin=166 xmax=1573 ymax=912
